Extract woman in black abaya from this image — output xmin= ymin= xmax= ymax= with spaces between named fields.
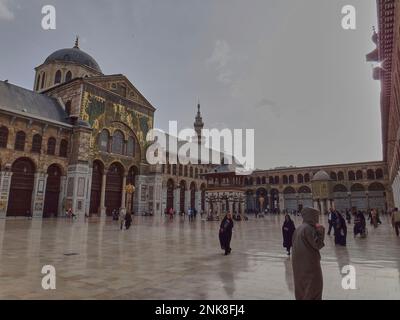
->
xmin=282 ymin=214 xmax=296 ymax=255
xmin=219 ymin=213 xmax=234 ymax=255
xmin=334 ymin=212 xmax=347 ymax=246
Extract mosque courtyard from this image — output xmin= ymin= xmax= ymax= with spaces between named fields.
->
xmin=0 ymin=214 xmax=399 ymax=300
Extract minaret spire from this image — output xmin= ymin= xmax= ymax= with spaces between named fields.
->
xmin=74 ymin=36 xmax=80 ymax=49
xmin=194 ymin=101 xmax=204 ymax=145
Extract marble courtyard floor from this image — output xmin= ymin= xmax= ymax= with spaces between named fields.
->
xmin=0 ymin=214 xmax=399 ymax=300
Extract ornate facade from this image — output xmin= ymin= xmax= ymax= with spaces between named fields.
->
xmin=200 ymin=161 xmax=391 ymax=217
xmin=0 ymin=26 xmax=396 ymax=219
xmin=368 ymin=0 xmax=400 ymax=207
xmin=0 ymin=39 xmax=154 ymax=218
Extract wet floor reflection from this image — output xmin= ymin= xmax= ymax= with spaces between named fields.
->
xmin=0 ymin=215 xmax=399 ymax=299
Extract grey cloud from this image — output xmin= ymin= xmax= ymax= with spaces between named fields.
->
xmin=0 ymin=0 xmax=14 ymax=21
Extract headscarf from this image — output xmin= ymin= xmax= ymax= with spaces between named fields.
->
xmin=301 ymin=207 xmax=320 ymax=225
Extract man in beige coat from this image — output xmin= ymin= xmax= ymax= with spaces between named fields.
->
xmin=292 ymin=207 xmax=325 ymax=300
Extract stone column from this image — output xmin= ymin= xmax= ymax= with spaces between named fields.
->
xmin=266 ymin=194 xmax=270 ymax=210
xmin=0 ymin=171 xmax=13 ymax=219
xmin=120 ymin=174 xmax=127 ymax=214
xmin=279 ymin=193 xmax=285 ymax=211
xmin=321 ymin=199 xmax=326 ymax=214
xmin=313 ymin=200 xmax=319 ymax=211
xmin=58 ymin=176 xmax=67 ymax=216
xmin=174 ymin=188 xmax=180 ymax=212
xmin=185 ymin=190 xmax=191 ymax=212
xmin=100 ymin=171 xmax=107 ymax=216
xmin=32 ymin=172 xmax=48 ymax=218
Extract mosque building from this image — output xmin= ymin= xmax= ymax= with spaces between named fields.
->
xmin=0 ymin=37 xmax=394 ymax=219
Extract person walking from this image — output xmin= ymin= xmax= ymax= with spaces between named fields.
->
xmin=354 ymin=210 xmax=366 ymax=238
xmin=391 ymin=208 xmax=400 ymax=236
xmin=371 ymin=209 xmax=378 ymax=228
xmin=334 ymin=212 xmax=347 ymax=246
xmin=219 ymin=212 xmax=234 ymax=256
xmin=292 ymin=207 xmax=325 ymax=300
xmin=168 ymin=207 xmax=174 ymax=221
xmin=119 ymin=209 xmax=125 ymax=230
xmin=125 ymin=212 xmax=132 ymax=230
xmin=282 ymin=214 xmax=296 ymax=255
xmin=345 ymin=209 xmax=351 ymax=224
xmin=327 ymin=208 xmax=336 ymax=236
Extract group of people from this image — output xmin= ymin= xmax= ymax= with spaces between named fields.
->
xmin=219 ymin=204 xmax=400 ymax=300
xmin=112 ymin=208 xmax=133 ymax=230
xmin=164 ymin=207 xmax=200 ymax=221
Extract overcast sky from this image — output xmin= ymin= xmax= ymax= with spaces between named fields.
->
xmin=0 ymin=0 xmax=381 ymax=169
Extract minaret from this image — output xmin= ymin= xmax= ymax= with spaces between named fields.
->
xmin=194 ymin=102 xmax=204 ymax=145
xmin=74 ymin=35 xmax=80 ymax=49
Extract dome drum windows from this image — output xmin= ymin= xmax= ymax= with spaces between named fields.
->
xmin=65 ymin=71 xmax=72 ymax=82
xmin=54 ymin=70 xmax=62 ymax=85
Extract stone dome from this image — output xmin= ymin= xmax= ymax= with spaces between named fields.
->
xmin=44 ymin=42 xmax=102 ymax=73
xmin=312 ymin=170 xmax=331 ymax=181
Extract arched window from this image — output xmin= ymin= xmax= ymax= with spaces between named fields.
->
xmin=304 ymin=173 xmax=310 ymax=183
xmin=59 ymin=139 xmax=68 ymax=157
xmin=15 ymin=131 xmax=26 ymax=151
xmin=54 ymin=70 xmax=62 ymax=84
xmin=348 ymin=171 xmax=355 ymax=181
xmin=172 ymin=164 xmax=177 ymax=175
xmin=256 ymin=177 xmax=261 ymax=185
xmin=297 ymin=174 xmax=304 ymax=183
xmin=167 ymin=164 xmax=171 ymax=174
xmin=65 ymin=101 xmax=72 ymax=116
xmin=179 ymin=165 xmax=183 ymax=176
xmin=36 ymin=75 xmax=41 ymax=91
xmin=289 ymin=175 xmax=294 ymax=184
xmin=184 ymin=166 xmax=188 ymax=177
xmin=375 ymin=168 xmax=384 ymax=179
xmin=337 ymin=171 xmax=344 ymax=181
xmin=65 ymin=71 xmax=72 ymax=82
xmin=47 ymin=137 xmax=56 ymax=155
xmin=269 ymin=176 xmax=274 ymax=184
xmin=31 ymin=134 xmax=42 ymax=153
xmin=0 ymin=126 xmax=8 ymax=148
xmin=274 ymin=176 xmax=280 ymax=184
xmin=283 ymin=175 xmax=288 ymax=184
xmin=112 ymin=130 xmax=124 ymax=154
xmin=367 ymin=169 xmax=375 ymax=180
xmin=330 ymin=172 xmax=337 ymax=181
xmin=98 ymin=130 xmax=110 ymax=152
xmin=41 ymin=73 xmax=46 ymax=89
xmin=190 ymin=167 xmax=193 ymax=178
xmin=262 ymin=177 xmax=266 ymax=184
xmin=126 ymin=136 xmax=135 ymax=157
xmin=195 ymin=168 xmax=199 ymax=179
xmin=356 ymin=170 xmax=363 ymax=180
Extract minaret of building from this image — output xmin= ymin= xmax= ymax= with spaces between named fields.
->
xmin=194 ymin=102 xmax=204 ymax=145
